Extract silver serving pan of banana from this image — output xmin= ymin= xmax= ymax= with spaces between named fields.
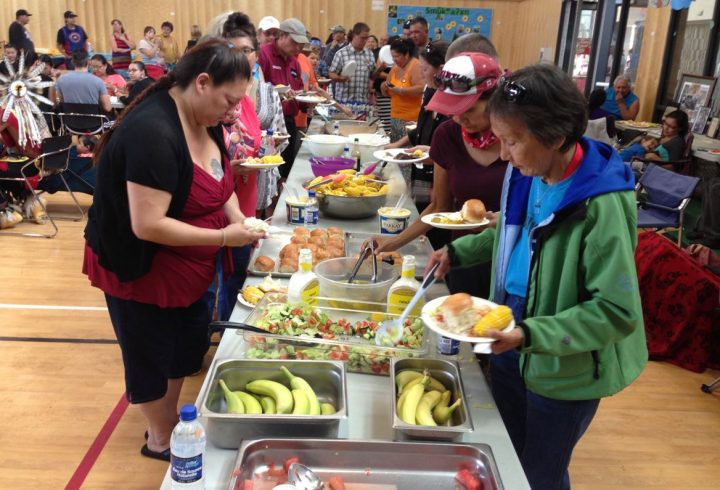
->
xmin=199 ymin=359 xmax=348 ymax=449
xmin=391 ymin=358 xmax=474 ymax=441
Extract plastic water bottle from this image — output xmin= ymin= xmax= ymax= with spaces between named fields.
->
xmin=170 ymin=404 xmax=206 ymax=489
xmin=333 ymin=122 xmax=341 ymax=136
xmin=258 ymin=129 xmax=275 ymax=158
xmin=342 ymin=145 xmax=351 ymax=159
xmin=305 ymin=190 xmax=319 ymax=228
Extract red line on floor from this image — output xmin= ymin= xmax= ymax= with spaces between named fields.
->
xmin=65 ymin=393 xmax=130 ymax=490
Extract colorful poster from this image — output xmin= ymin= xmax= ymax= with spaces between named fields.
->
xmin=386 ymin=5 xmax=493 ymax=41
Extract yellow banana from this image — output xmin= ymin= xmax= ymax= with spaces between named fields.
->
xmin=246 ymin=379 xmax=294 ymax=414
xmin=233 ymin=391 xmax=263 ymax=414
xmin=395 ymin=370 xmax=423 ymax=393
xmin=260 ymin=396 xmax=276 ymax=414
xmin=415 ymin=390 xmax=444 ymax=426
xmin=320 ymin=402 xmax=336 ymax=415
xmin=433 ymin=393 xmax=462 ymax=425
xmin=281 ymin=366 xmax=321 ymax=415
xmin=292 ymin=389 xmax=309 ymax=414
xmin=399 ymin=374 xmax=430 ymax=424
xmin=218 ymin=379 xmax=245 ymax=414
xmin=402 ymin=370 xmax=446 ymax=393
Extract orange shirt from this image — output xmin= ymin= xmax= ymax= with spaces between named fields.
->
xmin=295 ymin=53 xmax=317 ymax=128
xmin=389 ymin=58 xmax=422 ymax=121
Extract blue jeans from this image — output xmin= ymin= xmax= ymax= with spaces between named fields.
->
xmin=204 ymin=246 xmax=251 ymax=322
xmin=490 ymin=350 xmax=600 ymax=490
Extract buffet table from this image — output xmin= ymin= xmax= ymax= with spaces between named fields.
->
xmin=160 ymin=130 xmax=530 ymax=489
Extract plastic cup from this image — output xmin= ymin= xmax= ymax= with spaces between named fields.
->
xmin=378 ymin=206 xmax=411 ymax=235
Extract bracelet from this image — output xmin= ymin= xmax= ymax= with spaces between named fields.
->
xmin=219 ymin=227 xmax=226 ymax=247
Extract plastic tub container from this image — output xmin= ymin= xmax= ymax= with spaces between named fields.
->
xmin=309 ymin=156 xmax=355 ymax=177
xmin=285 ymin=196 xmax=309 ymax=224
xmin=314 ymin=257 xmax=398 ymax=304
xmin=378 ymin=206 xmax=411 ymax=234
xmin=304 ymin=134 xmax=347 ymax=157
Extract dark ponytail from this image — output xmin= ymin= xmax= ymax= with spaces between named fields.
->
xmin=93 ymin=39 xmax=251 ymax=165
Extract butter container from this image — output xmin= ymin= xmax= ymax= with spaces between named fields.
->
xmin=378 ymin=206 xmax=411 ymax=234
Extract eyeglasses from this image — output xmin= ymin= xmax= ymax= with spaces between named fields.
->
xmin=238 ymin=47 xmax=255 ymax=55
xmin=499 ymin=76 xmax=527 ymax=102
xmin=434 ymin=74 xmax=495 ymax=93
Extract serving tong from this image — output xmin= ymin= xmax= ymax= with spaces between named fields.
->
xmin=347 ymin=241 xmax=378 ymax=284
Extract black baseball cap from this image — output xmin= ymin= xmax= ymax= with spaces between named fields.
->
xmin=64 ymin=10 xmax=78 ymax=19
xmin=16 ymin=9 xmax=32 ymax=17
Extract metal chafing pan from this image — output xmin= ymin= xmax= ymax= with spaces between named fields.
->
xmin=198 ymin=359 xmax=347 ymax=449
xmin=391 ymin=358 xmax=474 ymax=441
xmin=227 ymin=438 xmax=503 ymax=490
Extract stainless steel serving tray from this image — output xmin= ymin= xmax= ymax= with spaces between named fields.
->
xmin=391 ymin=358 xmax=474 ymax=441
xmin=227 ymin=438 xmax=503 ymax=490
xmin=198 ymin=359 xmax=348 ymax=449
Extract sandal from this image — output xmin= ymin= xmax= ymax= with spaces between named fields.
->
xmin=140 ymin=443 xmax=171 ymax=462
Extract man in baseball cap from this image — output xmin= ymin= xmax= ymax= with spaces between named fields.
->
xmin=9 ymin=9 xmax=35 ymax=63
xmin=257 ymin=16 xmax=280 ymax=45
xmin=278 ymin=18 xmax=309 ymax=44
xmin=426 ymin=52 xmax=501 ymax=116
xmin=57 ymin=10 xmax=88 ymax=69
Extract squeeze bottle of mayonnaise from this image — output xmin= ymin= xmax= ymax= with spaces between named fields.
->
xmin=387 ymin=255 xmax=422 ymax=315
xmin=287 ymin=248 xmax=320 ymax=304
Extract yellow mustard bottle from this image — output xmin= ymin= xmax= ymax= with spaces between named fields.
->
xmin=287 ymin=249 xmax=320 ymax=305
xmin=387 ymin=255 xmax=422 ymax=316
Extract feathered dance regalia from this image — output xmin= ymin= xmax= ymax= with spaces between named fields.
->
xmin=0 ymin=51 xmax=54 ymax=149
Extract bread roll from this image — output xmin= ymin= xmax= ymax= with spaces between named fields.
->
xmin=290 ymin=235 xmax=308 ymax=245
xmin=327 ymin=237 xmax=344 ymax=249
xmin=441 ymin=293 xmax=478 ymax=333
xmin=309 ymin=236 xmax=325 ymax=246
xmin=254 ymin=255 xmax=275 ymax=272
xmin=279 ymin=258 xmax=298 ymax=273
xmin=294 ymin=227 xmax=310 ymax=236
xmin=327 ymin=246 xmax=344 ymax=258
xmin=327 ymin=226 xmax=344 ymax=237
xmin=460 ymin=199 xmax=487 ymax=223
xmin=279 ymin=243 xmax=299 ymax=260
xmin=243 ymin=217 xmax=269 ymax=233
xmin=310 ymin=228 xmax=328 ymax=238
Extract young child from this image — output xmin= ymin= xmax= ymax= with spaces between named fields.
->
xmin=619 ymin=135 xmax=665 ymax=162
xmin=76 ymin=135 xmax=98 ymax=157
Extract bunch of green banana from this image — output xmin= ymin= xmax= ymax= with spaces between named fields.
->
xmin=219 ymin=366 xmax=338 ymax=416
xmin=281 ymin=366 xmax=321 ymax=415
xmin=246 ymin=379 xmax=295 ymax=414
xmin=394 ymin=369 xmax=463 ymax=426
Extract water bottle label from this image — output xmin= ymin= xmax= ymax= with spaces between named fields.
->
xmin=171 ymin=453 xmax=203 ymax=484
xmin=438 ymin=335 xmax=460 ymax=355
xmin=305 ymin=209 xmax=318 ymax=225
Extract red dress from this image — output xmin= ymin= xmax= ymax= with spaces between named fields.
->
xmin=83 ymin=160 xmax=234 ymax=308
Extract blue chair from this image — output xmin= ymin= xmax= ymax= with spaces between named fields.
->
xmin=636 ymin=163 xmax=700 ymax=246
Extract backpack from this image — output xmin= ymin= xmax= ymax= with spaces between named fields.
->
xmin=691 ymin=177 xmax=720 ymax=247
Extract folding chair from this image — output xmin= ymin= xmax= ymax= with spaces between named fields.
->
xmin=636 ymin=163 xmax=700 ymax=246
xmin=0 ymin=135 xmax=73 ymax=238
xmin=57 ymin=103 xmax=112 ymax=136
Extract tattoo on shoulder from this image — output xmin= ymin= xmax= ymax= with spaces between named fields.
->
xmin=210 ymin=158 xmax=224 ymax=181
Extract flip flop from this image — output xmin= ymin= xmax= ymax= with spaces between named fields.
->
xmin=140 ymin=443 xmax=171 ymax=462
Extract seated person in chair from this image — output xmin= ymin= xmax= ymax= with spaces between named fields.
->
xmin=619 ymin=135 xmax=665 ymax=162
xmin=55 ymin=48 xmax=112 ymax=114
xmin=38 ymin=135 xmax=97 ymax=195
xmin=601 ymin=74 xmax=640 ymax=121
xmin=643 ymin=110 xmax=688 ymax=163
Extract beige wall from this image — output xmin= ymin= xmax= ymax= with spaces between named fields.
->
xmin=0 ymin=0 xmax=559 ymax=70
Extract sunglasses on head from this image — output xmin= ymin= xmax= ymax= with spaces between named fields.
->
xmin=434 ymin=73 xmax=496 ymax=93
xmin=499 ymin=76 xmax=527 ymax=102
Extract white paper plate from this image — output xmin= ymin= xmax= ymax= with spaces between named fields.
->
xmin=241 ymin=161 xmax=286 ymax=169
xmin=379 ymin=45 xmax=394 ymax=66
xmin=317 ymin=78 xmax=332 ymax=84
xmin=421 ymin=213 xmax=489 ymax=230
xmin=421 ymin=296 xmax=515 ymax=343
xmin=237 ymin=292 xmax=260 ymax=309
xmin=272 ymin=133 xmax=291 ymax=140
xmin=373 ymin=148 xmax=429 ymax=164
xmin=342 ymin=60 xmax=357 ymax=77
xmin=295 ymin=95 xmax=328 ymax=104
xmin=274 ymin=85 xmax=291 ymax=94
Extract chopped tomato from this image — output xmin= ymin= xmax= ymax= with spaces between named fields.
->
xmin=455 ymin=469 xmax=482 ymax=490
xmin=266 ymin=463 xmax=285 ymax=477
xmin=328 ymin=475 xmax=346 ymax=490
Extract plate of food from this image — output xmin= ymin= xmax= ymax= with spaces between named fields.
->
xmin=295 ymin=94 xmax=328 ymax=104
xmin=622 ymin=121 xmax=659 ymax=129
xmin=274 ymin=84 xmax=291 ymax=94
xmin=241 ymin=155 xmax=286 ymax=169
xmin=272 ymin=132 xmax=291 ymax=141
xmin=421 ymin=293 xmax=515 ymax=343
xmin=237 ymin=275 xmax=288 ymax=308
xmin=373 ymin=148 xmax=429 ymax=163
xmin=421 ymin=199 xmax=489 ymax=230
xmin=317 ymin=77 xmax=332 ymax=84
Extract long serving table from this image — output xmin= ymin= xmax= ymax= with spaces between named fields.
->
xmin=161 ymin=131 xmax=530 ymax=489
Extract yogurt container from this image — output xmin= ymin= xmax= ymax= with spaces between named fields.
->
xmin=378 ymin=207 xmax=411 ymax=235
xmin=286 ymin=197 xmax=309 ymax=224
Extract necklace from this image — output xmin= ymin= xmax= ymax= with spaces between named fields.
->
xmin=534 ymin=180 xmax=552 ymax=209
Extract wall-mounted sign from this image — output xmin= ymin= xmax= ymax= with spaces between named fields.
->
xmin=387 ymin=5 xmax=493 ymax=41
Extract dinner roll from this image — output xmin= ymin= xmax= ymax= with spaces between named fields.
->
xmin=460 ymin=199 xmax=487 ymax=223
xmin=254 ymin=255 xmax=275 ymax=272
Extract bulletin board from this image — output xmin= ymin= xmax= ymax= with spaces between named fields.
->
xmin=387 ymin=4 xmax=493 ymax=41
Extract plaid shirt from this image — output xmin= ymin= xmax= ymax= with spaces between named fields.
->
xmin=329 ymin=45 xmax=375 ymax=105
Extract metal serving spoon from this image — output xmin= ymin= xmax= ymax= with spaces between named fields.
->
xmin=287 ymin=463 xmax=323 ymax=490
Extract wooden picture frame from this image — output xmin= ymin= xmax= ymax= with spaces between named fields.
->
xmin=707 ymin=117 xmax=720 ymax=138
xmin=675 ymin=74 xmax=717 ymax=112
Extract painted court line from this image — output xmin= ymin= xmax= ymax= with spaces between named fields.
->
xmin=65 ymin=393 xmax=130 ymax=490
xmin=0 ymin=304 xmax=108 ymax=311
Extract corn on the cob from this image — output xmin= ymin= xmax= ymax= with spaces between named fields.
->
xmin=473 ymin=305 xmax=513 ymax=336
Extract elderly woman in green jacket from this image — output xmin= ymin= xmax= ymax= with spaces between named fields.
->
xmin=428 ymin=64 xmax=647 ymax=490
